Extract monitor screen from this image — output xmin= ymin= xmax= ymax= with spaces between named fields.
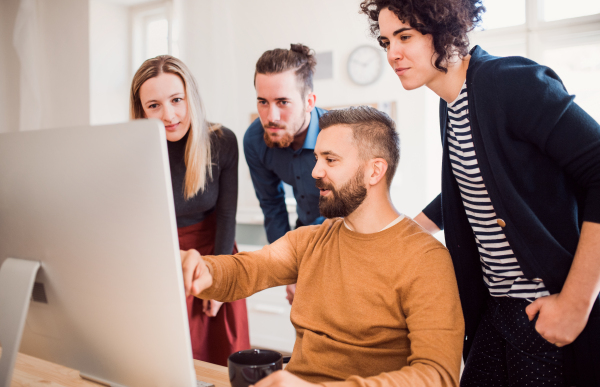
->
xmin=0 ymin=120 xmax=197 ymax=386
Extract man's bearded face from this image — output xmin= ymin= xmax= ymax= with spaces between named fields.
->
xmin=315 ymin=167 xmax=367 ymax=218
xmin=255 ymin=70 xmax=310 ymax=148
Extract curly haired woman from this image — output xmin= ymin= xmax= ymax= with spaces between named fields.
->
xmin=360 ymin=1 xmax=600 ymax=386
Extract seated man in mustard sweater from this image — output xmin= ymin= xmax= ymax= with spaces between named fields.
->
xmin=181 ymin=106 xmax=465 ymax=387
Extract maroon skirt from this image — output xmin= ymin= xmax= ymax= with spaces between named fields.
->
xmin=178 ymin=211 xmax=250 ymax=366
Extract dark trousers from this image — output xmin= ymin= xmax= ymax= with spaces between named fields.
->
xmin=461 ymin=297 xmax=565 ymax=387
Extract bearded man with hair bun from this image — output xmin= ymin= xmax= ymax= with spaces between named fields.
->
xmin=244 ymin=44 xmax=328 ymax=305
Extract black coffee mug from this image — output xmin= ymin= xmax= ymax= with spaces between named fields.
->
xmin=228 ymin=349 xmax=283 ymax=387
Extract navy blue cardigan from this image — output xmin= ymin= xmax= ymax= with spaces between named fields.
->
xmin=423 ymin=46 xmax=600 ymax=385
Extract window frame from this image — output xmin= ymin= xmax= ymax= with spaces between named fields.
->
xmin=130 ymin=1 xmax=173 ymax=74
xmin=470 ymin=0 xmax=600 ymax=62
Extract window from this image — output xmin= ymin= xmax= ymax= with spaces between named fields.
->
xmin=478 ymin=0 xmax=526 ymax=30
xmin=131 ymin=2 xmax=172 ymax=73
xmin=542 ymin=42 xmax=600 ymax=122
xmin=542 ymin=0 xmax=600 ymax=22
xmin=145 ymin=17 xmax=169 ymax=59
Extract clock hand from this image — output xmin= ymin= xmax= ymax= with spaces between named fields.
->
xmin=352 ymin=59 xmax=371 ymax=67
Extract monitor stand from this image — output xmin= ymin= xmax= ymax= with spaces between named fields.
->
xmin=81 ymin=374 xmax=216 ymax=387
xmin=0 ymin=258 xmax=41 ymax=387
xmin=80 ymin=371 xmax=128 ymax=386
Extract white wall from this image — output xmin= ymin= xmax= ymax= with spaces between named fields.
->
xmin=3 ymin=0 xmax=119 ymax=131
xmin=90 ymin=0 xmax=131 ymax=125
xmin=37 ymin=0 xmax=90 ymax=129
xmin=178 ymin=0 xmax=441 ymax=218
xmin=4 ymin=0 xmax=90 ymax=131
xmin=0 ymin=0 xmax=21 ymax=133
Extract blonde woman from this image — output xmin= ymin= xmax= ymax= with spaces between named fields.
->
xmin=130 ymin=55 xmax=249 ymax=366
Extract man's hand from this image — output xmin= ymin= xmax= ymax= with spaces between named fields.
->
xmin=526 ymin=293 xmax=590 ymax=347
xmin=251 ymin=370 xmax=317 ymax=387
xmin=180 ymin=249 xmax=213 ymax=297
xmin=203 ymin=299 xmax=224 ymax=317
xmin=285 ymin=284 xmax=296 ymax=305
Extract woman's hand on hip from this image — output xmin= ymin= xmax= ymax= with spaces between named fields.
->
xmin=526 ymin=293 xmax=589 ymax=347
xmin=526 ymin=221 xmax=600 ymax=347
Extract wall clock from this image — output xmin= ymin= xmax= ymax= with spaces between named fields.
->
xmin=347 ymin=45 xmax=384 ymax=86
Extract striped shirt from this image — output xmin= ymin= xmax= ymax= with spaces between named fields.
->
xmin=446 ymin=82 xmax=550 ymax=300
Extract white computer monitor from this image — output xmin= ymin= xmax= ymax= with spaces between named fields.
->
xmin=0 ymin=120 xmax=197 ymax=386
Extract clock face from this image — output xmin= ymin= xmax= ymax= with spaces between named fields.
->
xmin=347 ymin=45 xmax=384 ymax=86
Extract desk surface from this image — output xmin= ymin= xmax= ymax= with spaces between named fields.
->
xmin=10 ymin=351 xmax=230 ymax=387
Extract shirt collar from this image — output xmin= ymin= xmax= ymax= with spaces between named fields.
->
xmin=301 ymin=108 xmax=321 ymax=150
xmin=343 ymin=214 xmax=405 ymax=232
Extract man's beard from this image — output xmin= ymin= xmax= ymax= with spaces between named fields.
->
xmin=263 ymin=126 xmax=294 ymax=148
xmin=316 ymin=168 xmax=367 ymax=218
xmin=262 ymin=109 xmax=308 ymax=148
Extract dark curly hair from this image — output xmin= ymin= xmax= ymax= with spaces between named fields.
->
xmin=254 ymin=43 xmax=317 ymax=96
xmin=359 ymin=0 xmax=485 ymax=73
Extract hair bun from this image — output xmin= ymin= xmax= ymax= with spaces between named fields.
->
xmin=290 ymin=43 xmax=313 ymax=57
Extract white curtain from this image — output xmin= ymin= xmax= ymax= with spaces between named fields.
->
xmin=13 ymin=0 xmax=42 ymax=131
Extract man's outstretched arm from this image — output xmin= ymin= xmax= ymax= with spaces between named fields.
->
xmin=180 ymin=231 xmax=300 ymax=302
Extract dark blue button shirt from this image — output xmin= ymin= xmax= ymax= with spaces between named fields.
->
xmin=243 ymin=107 xmax=327 ymax=243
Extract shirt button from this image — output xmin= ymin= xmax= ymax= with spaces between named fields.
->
xmin=293 ymin=154 xmax=298 ymax=158
xmin=296 ymin=176 xmax=300 ymax=180
xmin=307 ymin=211 xmax=310 ymax=215
xmin=301 ymin=195 xmax=305 ymax=199
xmin=532 ymin=278 xmax=543 ymax=283
xmin=496 ymin=218 xmax=506 ymax=228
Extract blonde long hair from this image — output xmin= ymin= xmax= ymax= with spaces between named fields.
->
xmin=130 ymin=55 xmax=220 ymax=200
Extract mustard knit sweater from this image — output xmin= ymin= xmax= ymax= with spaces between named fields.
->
xmin=199 ymin=217 xmax=464 ymax=387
